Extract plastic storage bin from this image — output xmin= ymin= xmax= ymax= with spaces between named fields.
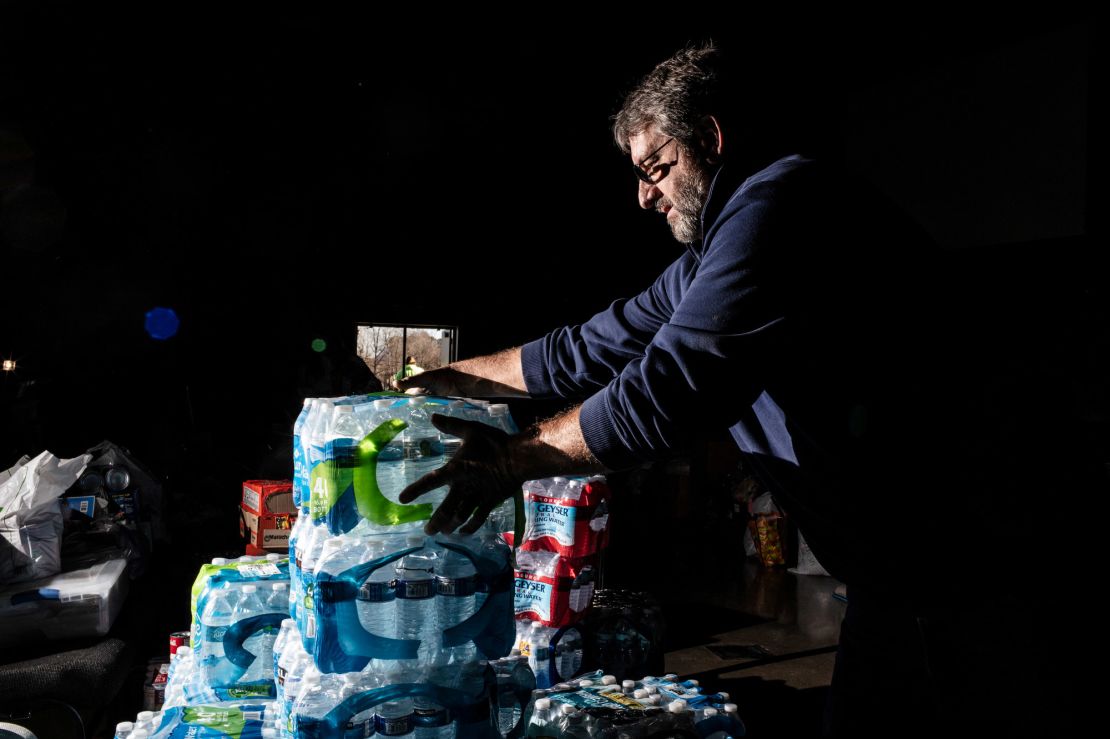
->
xmin=0 ymin=558 xmax=129 ymax=645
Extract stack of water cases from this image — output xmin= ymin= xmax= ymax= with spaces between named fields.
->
xmin=519 ymin=670 xmax=746 ymax=738
xmin=511 ymin=476 xmax=611 ymax=695
xmin=284 ymin=393 xmax=521 ymax=738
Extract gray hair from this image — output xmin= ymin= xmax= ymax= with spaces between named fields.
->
xmin=612 ymin=42 xmax=730 ymax=155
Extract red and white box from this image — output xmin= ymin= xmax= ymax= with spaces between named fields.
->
xmin=514 ymin=550 xmax=598 ymax=627
xmin=521 ymin=477 xmax=611 ymax=558
xmin=240 ymin=480 xmax=296 ymax=555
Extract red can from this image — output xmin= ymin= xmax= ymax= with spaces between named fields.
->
xmin=169 ymin=631 xmax=190 ymax=655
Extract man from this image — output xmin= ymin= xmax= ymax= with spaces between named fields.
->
xmin=399 ymin=44 xmax=1094 ymax=737
xmin=391 ymin=355 xmax=424 ymax=389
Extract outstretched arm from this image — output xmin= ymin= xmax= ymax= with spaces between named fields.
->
xmin=398 ymin=404 xmax=605 ymax=535
xmin=396 ymin=346 xmax=529 ymax=398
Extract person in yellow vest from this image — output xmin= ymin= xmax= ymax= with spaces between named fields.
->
xmin=392 ymin=356 xmax=424 ymax=388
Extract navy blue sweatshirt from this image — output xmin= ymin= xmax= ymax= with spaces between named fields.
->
xmin=521 ymin=155 xmax=951 ymax=594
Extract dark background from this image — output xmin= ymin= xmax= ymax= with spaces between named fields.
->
xmin=0 ymin=7 xmax=1102 ymax=734
xmin=0 ymin=9 xmax=1102 ymax=551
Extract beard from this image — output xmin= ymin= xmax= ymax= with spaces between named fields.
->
xmin=661 ymin=160 xmax=712 ymax=244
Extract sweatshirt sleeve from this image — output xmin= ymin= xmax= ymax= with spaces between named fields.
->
xmin=520 ymin=252 xmax=697 ymax=399
xmin=578 ymin=180 xmax=800 ymax=470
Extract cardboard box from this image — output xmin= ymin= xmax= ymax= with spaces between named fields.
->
xmin=240 ymin=480 xmax=296 ymax=555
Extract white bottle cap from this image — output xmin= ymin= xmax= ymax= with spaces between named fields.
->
xmin=115 ymin=723 xmax=134 ymax=733
xmin=577 ymin=679 xmax=594 ymax=688
xmin=242 ymin=584 xmax=257 ymax=594
xmin=534 ymin=698 xmax=551 ymax=711
xmin=601 ymin=675 xmax=617 ymax=685
xmin=716 ymin=691 xmax=730 ymax=700
xmin=130 ymin=732 xmax=149 ymax=739
xmin=633 ymin=689 xmax=648 ymax=699
xmin=723 ymin=703 xmax=738 ymax=713
xmin=667 ymin=700 xmax=687 ymax=713
xmin=489 ymin=403 xmax=509 ymax=416
xmin=622 ymin=679 xmax=636 ymax=691
xmin=271 ymin=582 xmax=287 ymax=592
xmin=646 ymin=686 xmax=659 ymax=694
xmin=560 ymin=704 xmax=577 ymax=716
xmin=137 ymin=712 xmax=154 ymax=721
xmin=211 ymin=557 xmax=229 ymax=565
xmin=282 ymin=618 xmax=295 ymax=627
xmin=702 ymin=707 xmax=719 ymax=718
xmin=176 ymin=646 xmax=192 ymax=657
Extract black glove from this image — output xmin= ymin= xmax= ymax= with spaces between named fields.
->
xmin=398 ymin=413 xmax=521 ymax=535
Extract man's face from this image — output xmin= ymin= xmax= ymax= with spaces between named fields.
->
xmin=629 ymin=128 xmax=712 ymax=244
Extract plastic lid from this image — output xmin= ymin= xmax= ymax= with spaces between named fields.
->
xmin=663 ymin=673 xmax=678 ymax=680
xmin=723 ymin=703 xmax=738 ymax=713
xmin=282 ymin=618 xmax=295 ymax=627
xmin=137 ymin=712 xmax=154 ymax=721
xmin=577 ymin=679 xmax=594 ymax=688
xmin=633 ymin=689 xmax=648 ymax=699
xmin=489 ymin=403 xmax=509 ymax=416
xmin=667 ymin=700 xmax=688 ymax=713
xmin=130 ymin=732 xmax=149 ymax=739
xmin=115 ymin=723 xmax=134 ymax=732
xmin=211 ymin=557 xmax=229 ymax=565
xmin=716 ymin=691 xmax=730 ymax=700
xmin=560 ymin=704 xmax=577 ymax=716
xmin=622 ymin=679 xmax=636 ymax=690
xmin=534 ymin=698 xmax=551 ymax=710
xmin=646 ymin=686 xmax=659 ymax=694
xmin=702 ymin=708 xmax=719 ymax=717
xmin=272 ymin=582 xmax=287 ymax=591
xmin=601 ymin=675 xmax=617 ymax=685
xmin=242 ymin=584 xmax=257 ymax=594
xmin=176 ymin=646 xmax=192 ymax=657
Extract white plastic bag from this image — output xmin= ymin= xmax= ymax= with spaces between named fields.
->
xmin=0 ymin=451 xmax=91 ymax=584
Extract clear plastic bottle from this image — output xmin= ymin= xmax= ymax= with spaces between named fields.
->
xmin=412 ymin=695 xmax=452 ymax=739
xmin=233 ymin=584 xmax=273 ymax=682
xmin=487 ymin=403 xmax=517 ymax=434
xmin=436 ymin=539 xmax=478 ymax=664
xmin=403 ymin=397 xmax=446 ymax=505
xmin=377 ymin=699 xmax=415 ymax=738
xmin=200 ymin=587 xmax=238 ymax=685
xmin=272 ymin=617 xmax=296 ymax=685
xmin=394 ymin=539 xmax=439 ymax=666
xmin=524 ymin=698 xmax=554 ymax=738
xmin=374 ymin=398 xmax=407 ymax=503
xmin=293 ymin=398 xmax=314 ymax=508
xmin=357 ymin=538 xmax=398 ymax=672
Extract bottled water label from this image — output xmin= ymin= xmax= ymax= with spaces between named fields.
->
xmin=357 ymin=580 xmax=396 ymax=602
xmin=527 ymin=498 xmax=577 ymax=547
xmin=239 ymin=563 xmax=282 ymax=578
xmin=515 ymin=572 xmax=555 ymax=623
xmin=436 ymin=574 xmax=477 ymax=597
xmin=375 ymin=714 xmax=412 ymax=736
xmin=345 ymin=717 xmax=375 ymax=737
xmin=569 ymin=582 xmax=594 ymax=612
xmin=204 ymin=625 xmax=229 ymax=642
xmin=522 ymin=479 xmax=611 ymax=559
xmin=395 ymin=579 xmax=435 ymax=600
xmin=413 ymin=704 xmax=449 ymax=727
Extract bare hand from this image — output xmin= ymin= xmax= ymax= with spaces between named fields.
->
xmin=398 ymin=413 xmax=522 ymax=535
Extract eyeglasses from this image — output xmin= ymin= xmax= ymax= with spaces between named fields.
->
xmin=633 ymin=137 xmax=679 ymax=185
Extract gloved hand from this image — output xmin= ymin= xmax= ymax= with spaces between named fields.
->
xmin=398 ymin=413 xmax=522 ymax=535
